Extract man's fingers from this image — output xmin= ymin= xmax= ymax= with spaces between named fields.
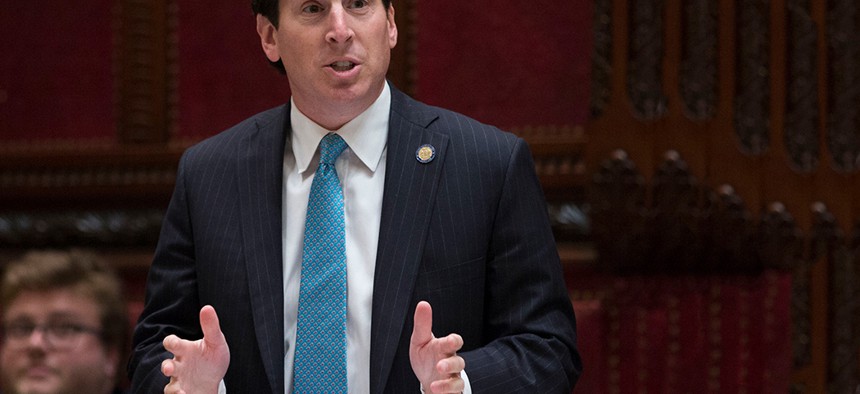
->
xmin=161 ymin=358 xmax=176 ymax=377
xmin=440 ymin=333 xmax=463 ymax=354
xmin=436 ymin=355 xmax=465 ymax=375
xmin=199 ymin=305 xmax=226 ymax=347
xmin=429 ymin=375 xmax=465 ymax=394
xmin=164 ymin=377 xmax=185 ymax=394
xmin=163 ymin=334 xmax=183 ymax=354
xmin=411 ymin=301 xmax=434 ymax=346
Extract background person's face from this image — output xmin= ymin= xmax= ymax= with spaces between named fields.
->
xmin=261 ymin=0 xmax=397 ymax=127
xmin=0 ymin=289 xmax=118 ymax=394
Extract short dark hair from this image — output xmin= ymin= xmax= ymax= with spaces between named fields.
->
xmin=251 ymin=0 xmax=393 ymax=74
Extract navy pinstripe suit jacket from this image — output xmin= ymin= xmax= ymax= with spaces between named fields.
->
xmin=129 ymin=84 xmax=581 ymax=393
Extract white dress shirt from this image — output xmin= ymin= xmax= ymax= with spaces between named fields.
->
xmin=282 ymin=84 xmax=390 ymax=393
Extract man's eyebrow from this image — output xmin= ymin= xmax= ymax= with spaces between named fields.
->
xmin=45 ymin=312 xmax=87 ymax=321
xmin=2 ymin=317 xmax=32 ymax=325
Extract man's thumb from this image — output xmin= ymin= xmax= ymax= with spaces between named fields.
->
xmin=411 ymin=301 xmax=434 ymax=345
xmin=200 ymin=305 xmax=225 ymax=346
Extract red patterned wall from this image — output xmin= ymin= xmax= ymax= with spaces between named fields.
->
xmin=0 ymin=1 xmax=115 ymax=143
xmin=1 ymin=1 xmax=593 ymax=143
xmin=176 ymin=0 xmax=288 ymax=139
xmin=175 ymin=0 xmax=596 ymax=138
xmin=415 ymin=1 xmax=592 ymax=129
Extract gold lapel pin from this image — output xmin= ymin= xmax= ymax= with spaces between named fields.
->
xmin=416 ymin=144 xmax=436 ymax=164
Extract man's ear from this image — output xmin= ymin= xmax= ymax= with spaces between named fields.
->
xmin=387 ymin=5 xmax=398 ymax=49
xmin=256 ymin=14 xmax=281 ymax=63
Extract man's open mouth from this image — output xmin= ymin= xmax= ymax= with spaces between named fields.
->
xmin=330 ymin=61 xmax=357 ymax=72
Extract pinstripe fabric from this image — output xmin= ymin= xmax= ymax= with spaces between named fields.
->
xmin=129 ymin=84 xmax=581 ymax=394
xmin=130 ymin=107 xmax=288 ymax=393
xmin=371 ymin=94 xmax=581 ymax=393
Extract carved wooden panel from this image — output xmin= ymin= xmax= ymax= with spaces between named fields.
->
xmin=590 ymin=149 xmax=647 ymax=273
xmin=590 ymin=0 xmax=612 ymax=118
xmin=589 ymin=149 xmax=859 ymax=392
xmin=0 ymin=210 xmax=162 ymax=248
xmin=627 ymin=0 xmax=667 ymax=120
xmin=585 ymin=1 xmax=860 ymax=390
xmin=0 ymin=145 xmax=181 ymax=210
xmin=735 ymin=0 xmax=771 ymax=155
xmin=826 ymin=0 xmax=860 ymax=171
xmin=828 ymin=240 xmax=860 ymax=393
xmin=518 ymin=125 xmax=588 ymax=203
xmin=785 ymin=0 xmax=819 ymax=172
xmin=590 ymin=150 xmax=801 ymax=275
xmin=681 ymin=0 xmax=718 ymax=120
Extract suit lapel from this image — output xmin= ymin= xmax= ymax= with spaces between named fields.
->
xmin=237 ymin=106 xmax=288 ymax=394
xmin=370 ymin=87 xmax=449 ymax=393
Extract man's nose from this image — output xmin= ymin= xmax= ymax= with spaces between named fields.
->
xmin=326 ymin=6 xmax=354 ymax=43
xmin=25 ymin=328 xmax=48 ymax=348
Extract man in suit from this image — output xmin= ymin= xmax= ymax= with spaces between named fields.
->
xmin=128 ymin=0 xmax=581 ymax=392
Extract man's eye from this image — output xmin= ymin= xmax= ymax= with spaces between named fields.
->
xmin=4 ymin=323 xmax=34 ymax=337
xmin=47 ymin=323 xmax=81 ymax=338
xmin=303 ymin=4 xmax=323 ymax=13
xmin=348 ymin=0 xmax=368 ymax=9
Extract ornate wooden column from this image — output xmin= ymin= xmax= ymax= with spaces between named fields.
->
xmin=115 ymin=0 xmax=175 ymax=144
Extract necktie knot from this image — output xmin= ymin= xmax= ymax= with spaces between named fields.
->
xmin=319 ymin=133 xmax=348 ymax=165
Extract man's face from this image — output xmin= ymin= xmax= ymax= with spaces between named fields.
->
xmin=257 ymin=0 xmax=397 ymax=129
xmin=0 ymin=289 xmax=118 ymax=394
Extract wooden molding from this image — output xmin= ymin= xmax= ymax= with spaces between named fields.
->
xmin=0 ymin=144 xmax=184 ymax=210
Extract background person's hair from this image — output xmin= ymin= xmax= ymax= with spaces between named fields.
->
xmin=251 ymin=0 xmax=394 ymax=74
xmin=1 ymin=250 xmax=129 ymax=378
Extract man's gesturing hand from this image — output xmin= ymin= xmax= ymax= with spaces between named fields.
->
xmin=409 ymin=301 xmax=466 ymax=394
xmin=161 ymin=305 xmax=230 ymax=394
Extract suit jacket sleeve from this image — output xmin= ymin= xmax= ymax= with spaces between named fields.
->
xmin=127 ymin=150 xmax=201 ymax=392
xmin=459 ymin=138 xmax=582 ymax=392
xmin=126 ymin=109 xmax=285 ymax=394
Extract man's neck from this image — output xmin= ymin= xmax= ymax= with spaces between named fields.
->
xmin=291 ymin=83 xmax=387 ymax=131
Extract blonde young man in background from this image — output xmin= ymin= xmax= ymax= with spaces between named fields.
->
xmin=1 ymin=250 xmax=129 ymax=394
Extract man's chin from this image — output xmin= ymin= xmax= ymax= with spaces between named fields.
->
xmin=13 ymin=376 xmax=61 ymax=394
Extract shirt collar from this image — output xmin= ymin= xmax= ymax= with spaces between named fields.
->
xmin=290 ymin=83 xmax=391 ymax=174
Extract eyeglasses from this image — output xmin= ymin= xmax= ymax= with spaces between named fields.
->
xmin=2 ymin=321 xmax=102 ymax=351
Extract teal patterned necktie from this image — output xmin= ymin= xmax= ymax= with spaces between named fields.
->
xmin=294 ymin=133 xmax=348 ymax=393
